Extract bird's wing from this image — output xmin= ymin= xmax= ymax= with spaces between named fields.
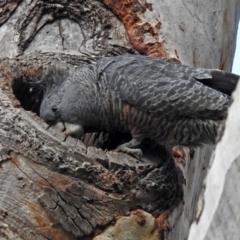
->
xmin=97 ymin=55 xmax=230 ymax=119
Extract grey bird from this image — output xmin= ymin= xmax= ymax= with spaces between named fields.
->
xmin=38 ymin=55 xmax=239 ymax=156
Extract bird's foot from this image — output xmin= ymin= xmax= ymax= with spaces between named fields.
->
xmin=115 ymin=145 xmax=143 ymax=158
xmin=114 ymin=137 xmax=143 ymax=158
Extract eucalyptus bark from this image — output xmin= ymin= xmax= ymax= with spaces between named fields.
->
xmin=0 ymin=1 xmax=239 ymax=240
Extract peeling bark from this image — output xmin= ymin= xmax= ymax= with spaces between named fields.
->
xmin=103 ymin=0 xmax=175 ymax=60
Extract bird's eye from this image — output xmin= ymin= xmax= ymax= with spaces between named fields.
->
xmin=52 ymin=106 xmax=58 ymax=112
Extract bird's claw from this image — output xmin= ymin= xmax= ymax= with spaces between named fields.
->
xmin=115 ymin=146 xmax=143 ymax=159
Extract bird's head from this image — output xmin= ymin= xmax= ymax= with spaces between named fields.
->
xmin=40 ymin=89 xmax=62 ymax=125
xmin=36 ymin=66 xmax=97 ymax=138
xmin=34 ymin=68 xmax=69 ymax=126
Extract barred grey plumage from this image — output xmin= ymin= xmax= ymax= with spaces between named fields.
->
xmin=39 ymin=55 xmax=239 ymax=155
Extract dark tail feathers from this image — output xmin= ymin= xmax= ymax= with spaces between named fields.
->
xmin=197 ymin=70 xmax=239 ymax=96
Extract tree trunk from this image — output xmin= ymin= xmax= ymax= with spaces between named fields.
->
xmin=0 ymin=1 xmax=239 ymax=240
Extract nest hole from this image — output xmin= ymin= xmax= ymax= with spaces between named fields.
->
xmin=12 ymin=77 xmax=43 ymax=115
